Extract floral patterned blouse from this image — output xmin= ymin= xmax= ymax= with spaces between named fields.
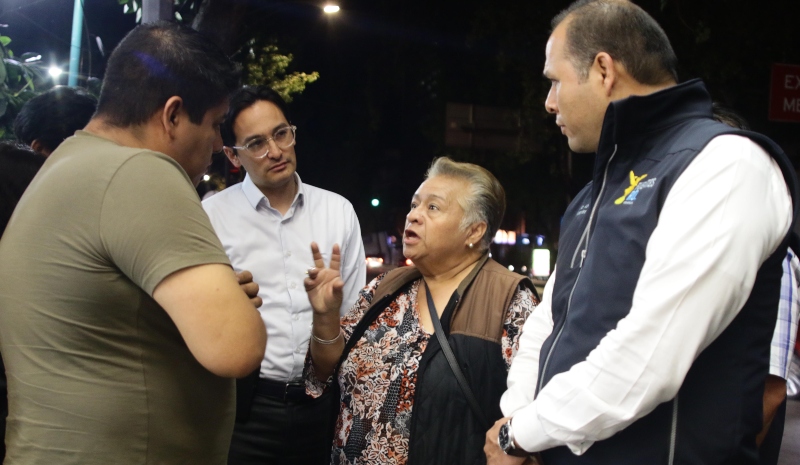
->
xmin=305 ymin=273 xmax=537 ymax=465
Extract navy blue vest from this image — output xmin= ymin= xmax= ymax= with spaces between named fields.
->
xmin=537 ymin=80 xmax=799 ymax=465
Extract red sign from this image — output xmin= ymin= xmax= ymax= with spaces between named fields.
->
xmin=769 ymin=63 xmax=800 ymax=122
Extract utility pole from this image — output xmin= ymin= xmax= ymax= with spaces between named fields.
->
xmin=142 ymin=0 xmax=172 ymax=24
xmin=67 ymin=0 xmax=83 ymax=86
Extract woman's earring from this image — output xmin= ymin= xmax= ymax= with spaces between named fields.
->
xmin=468 ymin=243 xmax=474 ymax=249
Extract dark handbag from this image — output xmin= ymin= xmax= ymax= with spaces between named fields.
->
xmin=424 ymin=285 xmax=491 ymax=429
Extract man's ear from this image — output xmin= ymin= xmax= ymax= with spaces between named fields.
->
xmin=593 ymin=52 xmax=617 ymax=97
xmin=223 ymin=146 xmax=241 ymax=168
xmin=30 ymin=139 xmax=51 ymax=157
xmin=160 ymin=96 xmax=184 ymax=136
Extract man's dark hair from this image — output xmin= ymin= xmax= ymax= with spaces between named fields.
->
xmin=95 ymin=21 xmax=240 ymax=127
xmin=552 ymin=0 xmax=678 ymax=86
xmin=711 ymin=102 xmax=750 ymax=131
xmin=13 ymin=86 xmax=97 ymax=154
xmin=222 ymin=86 xmax=290 ymax=147
xmin=0 ymin=142 xmax=46 ymax=237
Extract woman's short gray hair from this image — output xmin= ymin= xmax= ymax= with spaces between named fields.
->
xmin=425 ymin=157 xmax=506 ymax=252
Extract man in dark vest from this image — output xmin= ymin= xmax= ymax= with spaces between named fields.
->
xmin=484 ymin=1 xmax=797 ymax=464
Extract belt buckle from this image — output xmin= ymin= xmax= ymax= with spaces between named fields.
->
xmin=284 ymin=381 xmax=304 ymax=402
xmin=283 ymin=382 xmax=291 ymax=402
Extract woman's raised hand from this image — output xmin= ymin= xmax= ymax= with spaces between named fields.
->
xmin=304 ymin=242 xmax=345 ymax=315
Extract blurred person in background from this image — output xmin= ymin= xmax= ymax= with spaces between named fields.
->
xmin=13 ymin=86 xmax=97 ymax=157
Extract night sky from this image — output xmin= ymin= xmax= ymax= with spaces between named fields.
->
xmin=3 ymin=0 xmax=800 ymax=252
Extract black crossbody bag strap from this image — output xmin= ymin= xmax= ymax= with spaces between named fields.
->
xmin=425 ymin=285 xmax=491 ymax=429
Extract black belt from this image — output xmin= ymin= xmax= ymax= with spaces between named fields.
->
xmin=255 ymin=378 xmax=310 ymax=403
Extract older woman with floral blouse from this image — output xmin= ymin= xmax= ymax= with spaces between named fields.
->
xmin=304 ymin=157 xmax=539 ymax=465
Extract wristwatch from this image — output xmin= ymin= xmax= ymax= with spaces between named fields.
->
xmin=498 ymin=419 xmax=529 ymax=457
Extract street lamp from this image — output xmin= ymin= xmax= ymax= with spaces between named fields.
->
xmin=48 ymin=66 xmax=63 ymax=79
xmin=323 ymin=4 xmax=340 ymax=14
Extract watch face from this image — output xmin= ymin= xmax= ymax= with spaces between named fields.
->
xmin=498 ymin=423 xmax=511 ymax=452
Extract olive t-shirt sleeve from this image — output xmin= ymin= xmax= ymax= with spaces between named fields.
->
xmin=99 ymin=152 xmax=230 ymax=296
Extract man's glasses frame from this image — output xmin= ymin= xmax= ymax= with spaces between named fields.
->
xmin=231 ymin=125 xmax=297 ymax=159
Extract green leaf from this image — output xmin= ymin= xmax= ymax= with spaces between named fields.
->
xmin=0 ymin=58 xmax=7 ymax=84
xmin=0 ymin=36 xmax=11 ymax=47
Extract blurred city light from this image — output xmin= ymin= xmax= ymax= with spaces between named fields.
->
xmin=24 ymin=55 xmax=42 ymax=63
xmin=371 ymin=198 xmax=380 ymax=207
xmin=203 ymin=174 xmax=211 ymax=182
xmin=323 ymin=4 xmax=340 ymax=14
xmin=532 ymin=248 xmax=551 ymax=277
xmin=48 ymin=66 xmax=63 ymax=78
xmin=493 ymin=229 xmax=517 ymax=245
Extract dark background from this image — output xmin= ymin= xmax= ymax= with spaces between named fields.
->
xmin=3 ymin=0 xmax=799 ymax=253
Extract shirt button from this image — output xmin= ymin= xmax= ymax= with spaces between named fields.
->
xmin=292 ymin=314 xmax=300 ymax=321
xmin=289 ymin=282 xmax=296 ymax=289
xmin=285 ymin=251 xmax=292 ymax=258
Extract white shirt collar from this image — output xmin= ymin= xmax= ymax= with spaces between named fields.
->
xmin=241 ymin=172 xmax=305 ymax=211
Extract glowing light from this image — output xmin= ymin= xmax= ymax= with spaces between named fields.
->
xmin=532 ymin=249 xmax=551 ymax=277
xmin=366 ymin=257 xmax=384 ymax=268
xmin=405 ymin=258 xmax=413 ymax=266
xmin=508 ymin=265 xmax=515 ymax=272
xmin=323 ymin=4 xmax=340 ymax=13
xmin=203 ymin=174 xmax=211 ymax=182
xmin=371 ymin=198 xmax=380 ymax=207
xmin=493 ymin=229 xmax=517 ymax=245
xmin=48 ymin=66 xmax=63 ymax=78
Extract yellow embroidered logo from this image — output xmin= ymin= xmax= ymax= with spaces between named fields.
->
xmin=615 ymin=171 xmax=648 ymax=205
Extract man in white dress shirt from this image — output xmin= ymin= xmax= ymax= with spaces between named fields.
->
xmin=202 ymin=86 xmax=366 ymax=465
xmin=484 ymin=1 xmax=797 ymax=464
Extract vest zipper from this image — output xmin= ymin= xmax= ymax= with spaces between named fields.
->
xmin=539 ymin=145 xmax=618 ymax=391
xmin=668 ymin=396 xmax=678 ymax=465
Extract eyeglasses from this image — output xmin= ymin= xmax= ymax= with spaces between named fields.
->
xmin=231 ymin=125 xmax=297 ymax=159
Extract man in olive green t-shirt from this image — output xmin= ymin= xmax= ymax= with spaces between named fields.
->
xmin=0 ymin=22 xmax=266 ymax=465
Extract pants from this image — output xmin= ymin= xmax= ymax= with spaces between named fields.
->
xmin=227 ymin=388 xmax=334 ymax=465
